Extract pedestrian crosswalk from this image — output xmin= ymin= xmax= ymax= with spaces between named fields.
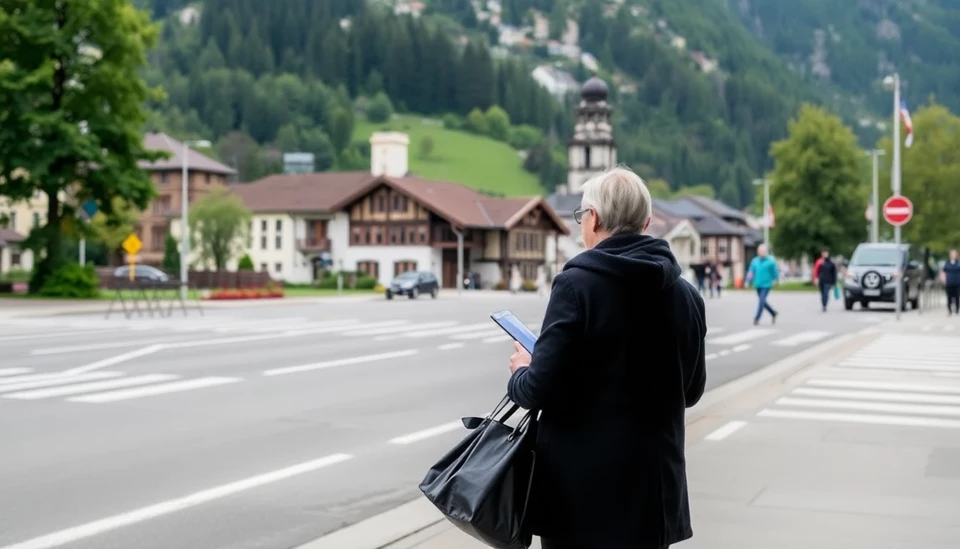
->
xmin=756 ymin=334 xmax=960 ymax=430
xmin=0 ymin=368 xmax=241 ymax=404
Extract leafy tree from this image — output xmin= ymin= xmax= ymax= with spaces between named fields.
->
xmin=768 ymin=104 xmax=865 ymax=259
xmin=0 ymin=0 xmax=163 ymax=292
xmin=187 ymin=187 xmax=252 ymax=271
xmin=162 ymin=234 xmax=180 ymax=273
xmin=646 ymin=179 xmax=672 ymax=199
xmin=549 ymin=0 xmax=568 ymax=40
xmin=237 ymin=254 xmax=255 ymax=271
xmin=485 ymin=106 xmax=511 ymax=142
xmin=878 ymin=101 xmax=960 ymax=255
xmin=674 ymin=184 xmax=716 ymax=199
xmin=330 ymin=109 xmax=354 ymax=155
xmin=89 ymin=197 xmax=140 ymax=266
xmin=467 ymin=108 xmax=489 ymax=134
xmin=366 ymin=92 xmax=394 ymax=123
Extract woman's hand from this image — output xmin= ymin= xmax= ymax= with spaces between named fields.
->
xmin=509 ymin=341 xmax=532 ymax=374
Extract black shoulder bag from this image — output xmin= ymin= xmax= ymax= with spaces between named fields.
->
xmin=419 ymin=395 xmax=538 ymax=549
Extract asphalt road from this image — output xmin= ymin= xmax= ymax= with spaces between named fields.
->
xmin=0 ymin=289 xmax=900 ymax=549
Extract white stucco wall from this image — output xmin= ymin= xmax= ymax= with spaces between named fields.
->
xmin=247 ymin=213 xmax=309 ymax=282
xmin=340 ymin=245 xmax=441 ymax=285
xmin=468 ymin=247 xmax=502 ymax=288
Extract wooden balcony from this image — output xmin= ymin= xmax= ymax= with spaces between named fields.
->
xmin=297 ymin=237 xmax=331 ymax=253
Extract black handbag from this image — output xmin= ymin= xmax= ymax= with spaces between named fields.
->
xmin=419 ymin=395 xmax=539 ymax=549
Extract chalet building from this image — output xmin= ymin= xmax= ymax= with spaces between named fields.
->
xmin=230 ymin=132 xmax=569 ymax=287
xmin=136 ymin=133 xmax=236 ymax=265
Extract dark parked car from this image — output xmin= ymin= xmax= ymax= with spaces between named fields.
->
xmin=386 ymin=271 xmax=439 ymax=300
xmin=842 ymin=243 xmax=922 ymax=311
xmin=113 ymin=265 xmax=170 ymax=283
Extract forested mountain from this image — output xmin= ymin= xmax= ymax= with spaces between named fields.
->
xmin=141 ymin=0 xmax=959 ymax=208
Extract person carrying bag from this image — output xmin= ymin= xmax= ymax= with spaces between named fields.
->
xmin=419 ymin=395 xmax=539 ymax=549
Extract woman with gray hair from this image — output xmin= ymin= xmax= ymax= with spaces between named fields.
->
xmin=507 ymin=166 xmax=707 ymax=549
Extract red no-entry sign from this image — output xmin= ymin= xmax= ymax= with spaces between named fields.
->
xmin=883 ymin=195 xmax=913 ymax=227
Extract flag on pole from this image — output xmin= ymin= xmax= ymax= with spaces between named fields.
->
xmin=900 ymin=100 xmax=914 ymax=148
xmin=765 ymin=204 xmax=776 ymax=228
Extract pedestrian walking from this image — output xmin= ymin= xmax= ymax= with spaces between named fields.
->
xmin=710 ymin=259 xmax=723 ymax=298
xmin=746 ymin=244 xmax=779 ymax=325
xmin=507 ymin=167 xmax=706 ymax=549
xmin=942 ymin=249 xmax=960 ymax=316
xmin=815 ymin=248 xmax=838 ymax=312
xmin=693 ymin=262 xmax=707 ymax=295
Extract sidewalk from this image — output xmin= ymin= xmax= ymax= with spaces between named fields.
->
xmin=341 ymin=313 xmax=960 ymax=549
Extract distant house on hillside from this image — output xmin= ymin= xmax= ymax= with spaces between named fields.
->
xmin=532 ymin=65 xmax=579 ymax=99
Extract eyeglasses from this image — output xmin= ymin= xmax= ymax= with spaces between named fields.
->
xmin=573 ymin=207 xmax=589 ymax=224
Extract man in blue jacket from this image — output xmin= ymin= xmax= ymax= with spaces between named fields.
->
xmin=747 ymin=244 xmax=779 ymax=325
xmin=942 ymin=249 xmax=960 ymax=316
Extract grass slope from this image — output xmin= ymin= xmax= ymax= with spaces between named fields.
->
xmin=353 ymin=115 xmax=543 ymax=197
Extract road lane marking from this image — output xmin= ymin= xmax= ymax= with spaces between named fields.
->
xmin=438 ymin=343 xmax=464 ymax=350
xmin=483 ymin=335 xmax=513 ymax=343
xmin=0 ymin=329 xmax=114 ymax=343
xmin=262 ymin=349 xmax=419 ymax=377
xmin=69 ymin=377 xmax=241 ymax=403
xmin=4 ymin=374 xmax=179 ymax=400
xmin=401 ymin=323 xmax=491 ymax=338
xmin=0 ymin=453 xmax=354 ymax=549
xmin=451 ymin=329 xmax=505 ymax=340
xmin=705 ymin=353 xmax=718 ymax=360
xmin=0 ymin=373 xmax=123 ymax=394
xmin=389 ymin=421 xmax=464 ymax=444
xmin=732 ymin=344 xmax=751 ymax=352
xmin=838 ymin=361 xmax=960 ymax=373
xmin=707 ymin=328 xmax=776 ymax=345
xmin=807 ymin=378 xmax=960 ymax=394
xmin=771 ymin=330 xmax=832 ymax=346
xmin=66 ymin=345 xmax=165 ymax=375
xmin=757 ymin=408 xmax=960 ymax=429
xmin=704 ymin=420 xmax=747 ymax=441
xmin=792 ymin=387 xmax=960 ymax=405
xmin=0 ymin=368 xmax=32 ymax=377
xmin=341 ymin=321 xmax=455 ymax=336
xmin=31 ymin=339 xmax=175 ymax=356
xmin=775 ymin=397 xmax=960 ymax=417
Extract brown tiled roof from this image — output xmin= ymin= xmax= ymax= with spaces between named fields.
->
xmin=0 ymin=228 xmax=25 ymax=245
xmin=238 ymin=171 xmax=569 ymax=234
xmin=140 ymin=132 xmax=237 ymax=175
xmin=231 ymin=171 xmax=375 ymax=212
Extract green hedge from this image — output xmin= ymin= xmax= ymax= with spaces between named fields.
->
xmin=38 ymin=263 xmax=100 ymax=298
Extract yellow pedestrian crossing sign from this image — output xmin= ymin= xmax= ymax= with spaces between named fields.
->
xmin=122 ymin=234 xmax=142 ymax=256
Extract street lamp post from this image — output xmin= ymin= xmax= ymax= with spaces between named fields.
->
xmin=180 ymin=139 xmax=211 ymax=301
xmin=865 ymin=149 xmax=885 ymax=243
xmin=882 ymin=73 xmax=902 ymax=320
xmin=752 ymin=178 xmax=772 ymax=251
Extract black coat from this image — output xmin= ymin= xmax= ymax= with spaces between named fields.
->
xmin=508 ymin=233 xmax=707 ymax=548
xmin=817 ymin=258 xmax=838 ymax=286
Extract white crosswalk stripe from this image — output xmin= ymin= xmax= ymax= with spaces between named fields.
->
xmin=0 ymin=368 xmax=32 ymax=377
xmin=756 ymin=333 xmax=960 ymax=430
xmin=708 ymin=328 xmax=777 ymax=345
xmin=771 ymin=331 xmax=832 ymax=346
xmin=69 ymin=376 xmax=241 ymax=403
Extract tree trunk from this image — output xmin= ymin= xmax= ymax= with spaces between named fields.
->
xmin=28 ymin=190 xmax=63 ymax=293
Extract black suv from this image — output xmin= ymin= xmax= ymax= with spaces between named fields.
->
xmin=842 ymin=243 xmax=922 ymax=311
xmin=385 ymin=271 xmax=439 ymax=300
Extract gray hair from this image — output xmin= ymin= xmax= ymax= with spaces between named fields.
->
xmin=580 ymin=166 xmax=652 ymax=235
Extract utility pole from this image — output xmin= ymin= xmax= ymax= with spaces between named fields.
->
xmin=752 ymin=178 xmax=772 ymax=252
xmin=883 ymin=73 xmax=902 ymax=320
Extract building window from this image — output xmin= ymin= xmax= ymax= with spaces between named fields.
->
xmin=161 ymin=172 xmax=168 ymax=185
xmin=408 ymin=228 xmax=416 ymax=243
xmin=364 ymin=228 xmax=372 ymax=244
xmin=261 ymin=220 xmax=267 ymax=232
xmin=205 ymin=173 xmax=211 ymax=185
xmin=275 ymin=262 xmax=282 ymax=273
xmin=390 ymin=228 xmax=398 ymax=244
xmin=260 ymin=263 xmax=267 ymax=272
xmin=352 ymin=228 xmax=362 ymax=245
xmin=276 ymin=235 xmax=282 ymax=249
xmin=276 ymin=220 xmax=282 ymax=232
xmin=375 ymin=228 xmax=383 ymax=244
xmin=394 ymin=261 xmax=417 ymax=276
xmin=718 ymin=242 xmax=727 ymax=256
xmin=8 ymin=212 xmax=16 ymax=230
xmin=261 ymin=236 xmax=267 ymax=250
xmin=701 ymin=245 xmax=708 ymax=257
xmin=358 ymin=261 xmax=380 ymax=279
xmin=585 ymin=147 xmax=591 ymax=169
xmin=377 ymin=195 xmax=386 ymax=212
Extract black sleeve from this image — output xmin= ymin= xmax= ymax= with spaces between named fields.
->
xmin=684 ymin=291 xmax=707 ymax=407
xmin=507 ymin=275 xmax=581 ymax=410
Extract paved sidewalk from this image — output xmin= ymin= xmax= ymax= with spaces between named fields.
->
xmin=383 ymin=313 xmax=960 ymax=548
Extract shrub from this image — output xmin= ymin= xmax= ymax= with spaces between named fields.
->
xmin=521 ymin=279 xmax=538 ymax=292
xmin=355 ymin=275 xmax=378 ymax=290
xmin=484 ymin=106 xmax=511 ymax=141
xmin=442 ymin=113 xmax=463 ymax=130
xmin=467 ymin=108 xmax=488 ymax=134
xmin=507 ymin=125 xmax=543 ymax=150
xmin=419 ymin=135 xmax=435 ymax=159
xmin=493 ymin=279 xmax=508 ymax=291
xmin=316 ymin=276 xmax=339 ymax=289
xmin=237 ymin=254 xmax=255 ymax=271
xmin=0 ymin=267 xmax=30 ymax=283
xmin=366 ymin=92 xmax=394 ymax=123
xmin=38 ymin=263 xmax=100 ymax=298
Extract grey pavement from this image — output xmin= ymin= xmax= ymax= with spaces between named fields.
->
xmin=0 ymin=289 xmax=937 ymax=549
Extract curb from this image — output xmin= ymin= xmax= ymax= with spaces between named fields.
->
xmin=293 ymin=331 xmax=868 ymax=549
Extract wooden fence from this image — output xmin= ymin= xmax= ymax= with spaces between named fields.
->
xmin=96 ymin=268 xmax=277 ymax=290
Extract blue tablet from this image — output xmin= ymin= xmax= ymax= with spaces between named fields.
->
xmin=490 ymin=310 xmax=538 ymax=353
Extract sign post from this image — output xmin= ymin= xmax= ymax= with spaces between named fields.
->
xmin=77 ymin=199 xmax=99 ymax=266
xmin=122 ymin=234 xmax=143 ymax=282
xmin=883 ymin=195 xmax=913 ymax=320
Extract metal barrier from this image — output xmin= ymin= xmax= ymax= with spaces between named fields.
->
xmin=918 ymin=279 xmax=945 ymax=314
xmin=105 ymin=281 xmax=204 ymax=320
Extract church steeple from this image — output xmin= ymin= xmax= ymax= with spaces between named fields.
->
xmin=567 ymin=76 xmax=616 ymax=194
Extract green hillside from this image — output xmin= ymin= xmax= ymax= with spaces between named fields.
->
xmin=354 ymin=115 xmax=542 ymax=197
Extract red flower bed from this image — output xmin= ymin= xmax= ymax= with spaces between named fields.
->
xmin=207 ymin=287 xmax=284 ymax=300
